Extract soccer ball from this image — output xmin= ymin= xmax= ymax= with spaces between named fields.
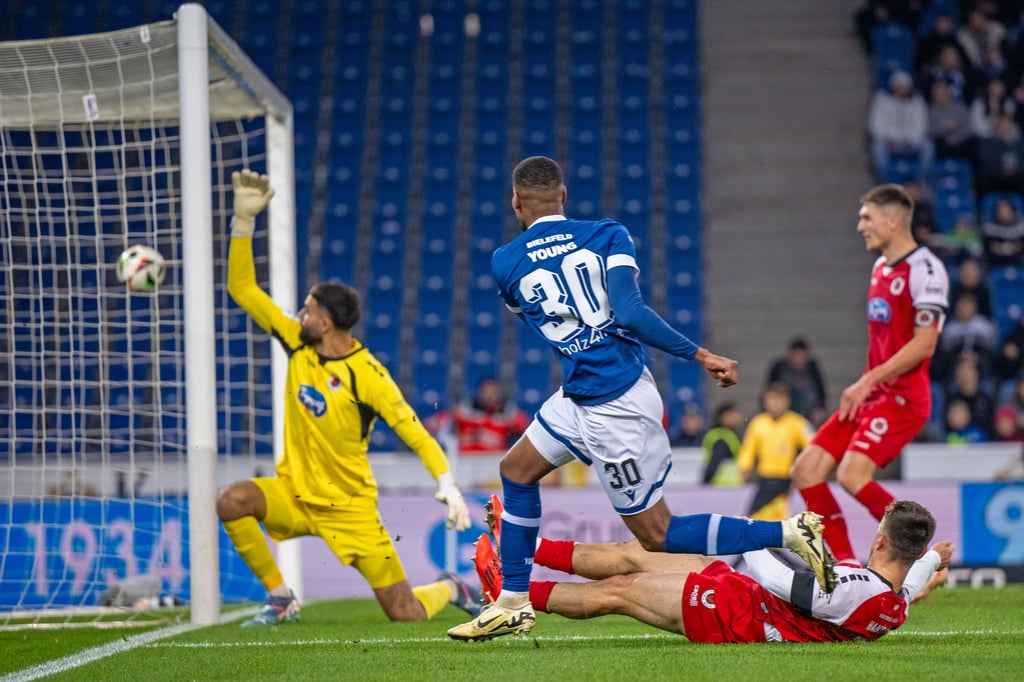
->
xmin=116 ymin=244 xmax=166 ymax=292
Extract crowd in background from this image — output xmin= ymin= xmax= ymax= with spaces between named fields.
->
xmin=855 ymin=0 xmax=1024 ymax=445
xmin=435 ymin=2 xmax=1024 ymax=492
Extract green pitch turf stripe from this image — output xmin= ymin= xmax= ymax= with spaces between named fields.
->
xmin=143 ymin=628 xmax=1024 ymax=649
xmin=0 ymin=609 xmax=255 ymax=682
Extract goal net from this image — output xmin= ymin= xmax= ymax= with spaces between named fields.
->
xmin=0 ymin=4 xmax=294 ymax=627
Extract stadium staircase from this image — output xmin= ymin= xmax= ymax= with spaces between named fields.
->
xmin=700 ymin=0 xmax=874 ymax=417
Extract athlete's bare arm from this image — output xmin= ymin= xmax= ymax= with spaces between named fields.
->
xmin=838 ymin=325 xmax=939 ymax=420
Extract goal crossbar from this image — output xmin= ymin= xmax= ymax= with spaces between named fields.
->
xmin=0 ymin=14 xmax=290 ymax=127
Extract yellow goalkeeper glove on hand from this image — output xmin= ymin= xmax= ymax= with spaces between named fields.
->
xmin=435 ymin=472 xmax=471 ymax=531
xmin=231 ymin=169 xmax=275 ymax=237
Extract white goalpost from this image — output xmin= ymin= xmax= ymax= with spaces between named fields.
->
xmin=0 ymin=4 xmax=295 ymax=626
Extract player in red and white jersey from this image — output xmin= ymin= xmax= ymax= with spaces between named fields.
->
xmin=473 ymin=500 xmax=952 ymax=644
xmin=790 ymin=185 xmax=950 ymax=565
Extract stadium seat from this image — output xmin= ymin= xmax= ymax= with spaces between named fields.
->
xmin=990 ymin=266 xmax=1024 ymax=338
xmin=980 ymin=192 xmax=1024 ymax=221
xmin=870 ymin=23 xmax=915 ymax=89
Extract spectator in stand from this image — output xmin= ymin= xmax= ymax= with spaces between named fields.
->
xmin=915 ymin=13 xmax=972 ymax=81
xmin=971 ymin=77 xmax=1016 ymax=139
xmin=910 ymin=198 xmax=975 ymax=266
xmin=929 ymin=214 xmax=984 ymax=266
xmin=765 ymin=337 xmax=828 ymax=428
xmin=1008 ymin=377 xmax=1024 ymax=423
xmin=737 ymin=383 xmax=813 ymax=520
xmin=979 ymin=43 xmax=1011 ymax=86
xmin=934 ymin=293 xmax=999 ymax=383
xmin=977 ymin=0 xmax=1017 ymax=28
xmin=904 ymin=178 xmax=937 ymax=234
xmin=925 ymin=45 xmax=975 ymax=105
xmin=928 ymin=81 xmax=975 ymax=162
xmin=1009 ymin=72 xmax=1024 ymax=129
xmin=429 ymin=377 xmax=530 ymax=455
xmin=671 ymin=403 xmax=706 ymax=447
xmin=944 ymin=356 xmax=998 ymax=438
xmin=975 ymin=115 xmax=1024 ymax=196
xmin=700 ymin=403 xmax=744 ymax=487
xmin=1003 ymin=376 xmax=1024 ymax=440
xmin=955 ymin=6 xmax=1006 ymax=69
xmin=944 ymin=398 xmax=990 ymax=444
xmin=994 ymin=315 xmax=1024 ymax=389
xmin=950 ymin=257 xmax=994 ymax=317
xmin=993 ymin=405 xmax=1023 ymax=442
xmin=980 ymin=196 xmax=1024 ymax=266
xmin=869 ymin=71 xmax=934 ymax=181
xmin=854 ymin=1 xmax=923 ymax=55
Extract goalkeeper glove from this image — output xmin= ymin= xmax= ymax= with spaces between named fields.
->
xmin=231 ymin=169 xmax=275 ymax=237
xmin=435 ymin=472 xmax=471 ymax=532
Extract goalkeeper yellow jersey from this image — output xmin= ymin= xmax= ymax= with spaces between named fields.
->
xmin=736 ymin=410 xmax=813 ymax=479
xmin=228 ymin=236 xmax=451 ymax=510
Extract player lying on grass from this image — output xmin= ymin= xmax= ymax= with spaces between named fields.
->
xmin=464 ymin=497 xmax=952 ymax=643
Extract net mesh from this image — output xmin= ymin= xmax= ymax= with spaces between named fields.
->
xmin=0 ymin=20 xmax=282 ymax=626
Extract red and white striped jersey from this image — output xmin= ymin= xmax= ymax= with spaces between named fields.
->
xmin=744 ymin=549 xmax=942 ymax=643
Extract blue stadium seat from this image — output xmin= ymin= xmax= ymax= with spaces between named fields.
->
xmin=370 ymin=422 xmax=401 ymax=452
xmin=990 ymin=266 xmax=1024 ymax=338
xmin=933 ymin=192 xmax=975 ymax=232
xmin=882 ymin=158 xmax=923 ymax=185
xmin=870 ymin=23 xmax=915 ymax=89
xmin=981 ymin=192 xmax=1024 ymax=221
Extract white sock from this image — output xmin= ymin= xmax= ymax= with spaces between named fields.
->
xmin=269 ymin=583 xmax=292 ymax=599
xmin=495 ymin=590 xmax=529 ymax=607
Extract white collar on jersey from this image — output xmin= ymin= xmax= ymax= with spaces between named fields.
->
xmin=527 ymin=214 xmax=568 ymax=229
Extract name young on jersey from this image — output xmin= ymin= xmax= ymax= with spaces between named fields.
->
xmin=525 ymin=233 xmax=577 ymax=263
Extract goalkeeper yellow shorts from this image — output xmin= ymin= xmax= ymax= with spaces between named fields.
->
xmin=252 ymin=477 xmax=408 ymax=590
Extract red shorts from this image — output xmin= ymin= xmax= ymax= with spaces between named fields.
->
xmin=811 ymin=394 xmax=927 ymax=467
xmin=680 ymin=561 xmax=771 ymax=644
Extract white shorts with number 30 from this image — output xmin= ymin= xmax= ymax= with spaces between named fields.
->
xmin=525 ymin=367 xmax=672 ymax=515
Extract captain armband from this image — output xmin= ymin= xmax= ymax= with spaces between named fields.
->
xmin=913 ymin=306 xmax=945 ymax=332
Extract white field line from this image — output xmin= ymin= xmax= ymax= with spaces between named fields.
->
xmin=143 ymin=628 xmax=1024 ymax=649
xmin=0 ymin=608 xmax=255 ymax=682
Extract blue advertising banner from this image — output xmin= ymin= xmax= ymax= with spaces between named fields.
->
xmin=0 ymin=498 xmax=262 ymax=610
xmin=960 ymin=482 xmax=1024 ymax=564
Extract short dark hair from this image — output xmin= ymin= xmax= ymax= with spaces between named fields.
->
xmin=512 ymin=156 xmax=563 ymax=191
xmin=309 ymin=282 xmax=361 ymax=331
xmin=882 ymin=500 xmax=936 ymax=563
xmin=713 ymin=402 xmax=738 ymax=425
xmin=861 ymin=184 xmax=914 ymax=219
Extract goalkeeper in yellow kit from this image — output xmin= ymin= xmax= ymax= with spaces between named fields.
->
xmin=217 ymin=170 xmax=481 ymax=626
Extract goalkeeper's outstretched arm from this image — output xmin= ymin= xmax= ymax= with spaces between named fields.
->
xmin=227 ymin=170 xmax=280 ymax=332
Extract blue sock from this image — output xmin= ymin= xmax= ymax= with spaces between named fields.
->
xmin=499 ymin=474 xmax=541 ymax=593
xmin=664 ymin=514 xmax=783 ymax=554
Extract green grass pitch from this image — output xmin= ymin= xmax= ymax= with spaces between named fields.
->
xmin=2 ymin=585 xmax=1023 ymax=681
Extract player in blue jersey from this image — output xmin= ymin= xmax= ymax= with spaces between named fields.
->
xmin=448 ymin=156 xmax=837 ymax=641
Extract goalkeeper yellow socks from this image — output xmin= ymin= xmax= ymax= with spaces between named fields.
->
xmin=222 ymin=517 xmax=285 ymax=591
xmin=412 ymin=581 xmax=451 ymax=619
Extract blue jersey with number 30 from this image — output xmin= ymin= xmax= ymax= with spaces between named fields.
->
xmin=492 ymin=215 xmax=646 ymax=404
